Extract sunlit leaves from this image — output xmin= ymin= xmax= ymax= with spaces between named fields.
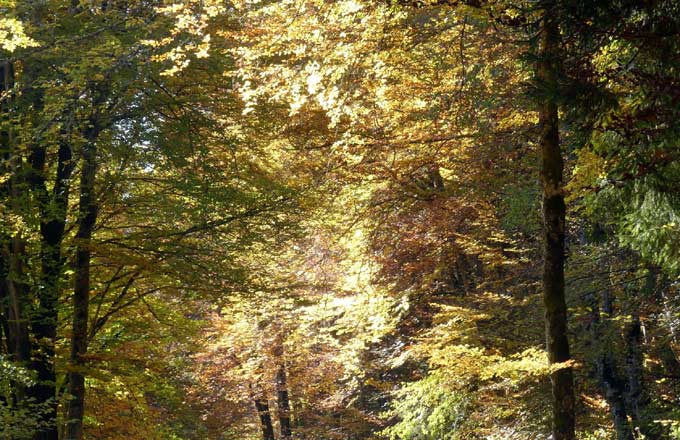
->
xmin=142 ymin=0 xmax=226 ymax=76
xmin=384 ymin=371 xmax=469 ymax=440
xmin=0 ymin=17 xmax=38 ymax=52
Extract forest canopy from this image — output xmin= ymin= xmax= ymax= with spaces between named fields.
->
xmin=1 ymin=1 xmax=679 ymax=440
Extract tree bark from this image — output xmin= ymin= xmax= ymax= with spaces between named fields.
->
xmin=0 ymin=245 xmax=31 ymax=365
xmin=65 ymin=133 xmax=98 ymax=440
xmin=0 ymin=59 xmax=32 ymax=367
xmin=624 ymin=310 xmax=647 ymax=436
xmin=599 ymin=289 xmax=634 ymax=440
xmin=276 ymin=363 xmax=292 ymax=439
xmin=255 ymin=398 xmax=276 ymax=440
xmin=601 ymin=361 xmax=633 ymax=440
xmin=26 ymin=106 xmax=74 ymax=440
xmin=623 ymin=268 xmax=654 ymax=437
xmin=22 ymin=3 xmax=76 ymax=435
xmin=537 ymin=10 xmax=576 ymax=440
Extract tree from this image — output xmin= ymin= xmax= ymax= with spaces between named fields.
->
xmin=3 ymin=1 xmax=680 ymax=439
xmin=535 ymin=6 xmax=575 ymax=439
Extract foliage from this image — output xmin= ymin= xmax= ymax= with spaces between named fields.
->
xmin=0 ymin=356 xmax=50 ymax=439
xmin=384 ymin=371 xmax=470 ymax=440
xmin=1 ymin=0 xmax=680 ymax=439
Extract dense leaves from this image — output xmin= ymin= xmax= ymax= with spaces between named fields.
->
xmin=1 ymin=0 xmax=679 ymax=439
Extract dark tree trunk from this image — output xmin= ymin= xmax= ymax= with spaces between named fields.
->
xmin=599 ymin=289 xmax=634 ymax=440
xmin=0 ymin=60 xmax=32 ymax=424
xmin=0 ymin=244 xmax=31 ymax=365
xmin=624 ymin=310 xmax=647 ymax=435
xmin=601 ymin=361 xmax=634 ymax=440
xmin=0 ymin=61 xmax=11 ymax=362
xmin=255 ymin=398 xmax=276 ymax=440
xmin=21 ymin=5 xmax=75 ymax=436
xmin=537 ymin=11 xmax=576 ymax=440
xmin=623 ymin=268 xmax=654 ymax=437
xmin=0 ymin=59 xmax=32 ymax=368
xmin=659 ymin=340 xmax=680 ymax=380
xmin=27 ymin=130 xmax=73 ymax=440
xmin=65 ymin=135 xmax=98 ymax=440
xmin=276 ymin=363 xmax=292 ymax=439
xmin=0 ymin=240 xmax=31 ymax=410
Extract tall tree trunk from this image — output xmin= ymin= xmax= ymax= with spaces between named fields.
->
xmin=0 ymin=60 xmax=12 ymax=362
xmin=601 ymin=361 xmax=633 ymax=440
xmin=537 ymin=10 xmax=576 ymax=440
xmin=25 ymin=59 xmax=73 ymax=436
xmin=0 ymin=60 xmax=33 ymax=423
xmin=624 ymin=309 xmax=647 ymax=437
xmin=65 ymin=135 xmax=98 ymax=440
xmin=0 ymin=59 xmax=32 ymax=368
xmin=276 ymin=363 xmax=292 ymax=439
xmin=22 ymin=2 xmax=73 ymax=434
xmin=599 ymin=288 xmax=634 ymax=440
xmin=27 ymin=136 xmax=73 ymax=440
xmin=623 ymin=268 xmax=654 ymax=437
xmin=255 ymin=398 xmax=276 ymax=440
